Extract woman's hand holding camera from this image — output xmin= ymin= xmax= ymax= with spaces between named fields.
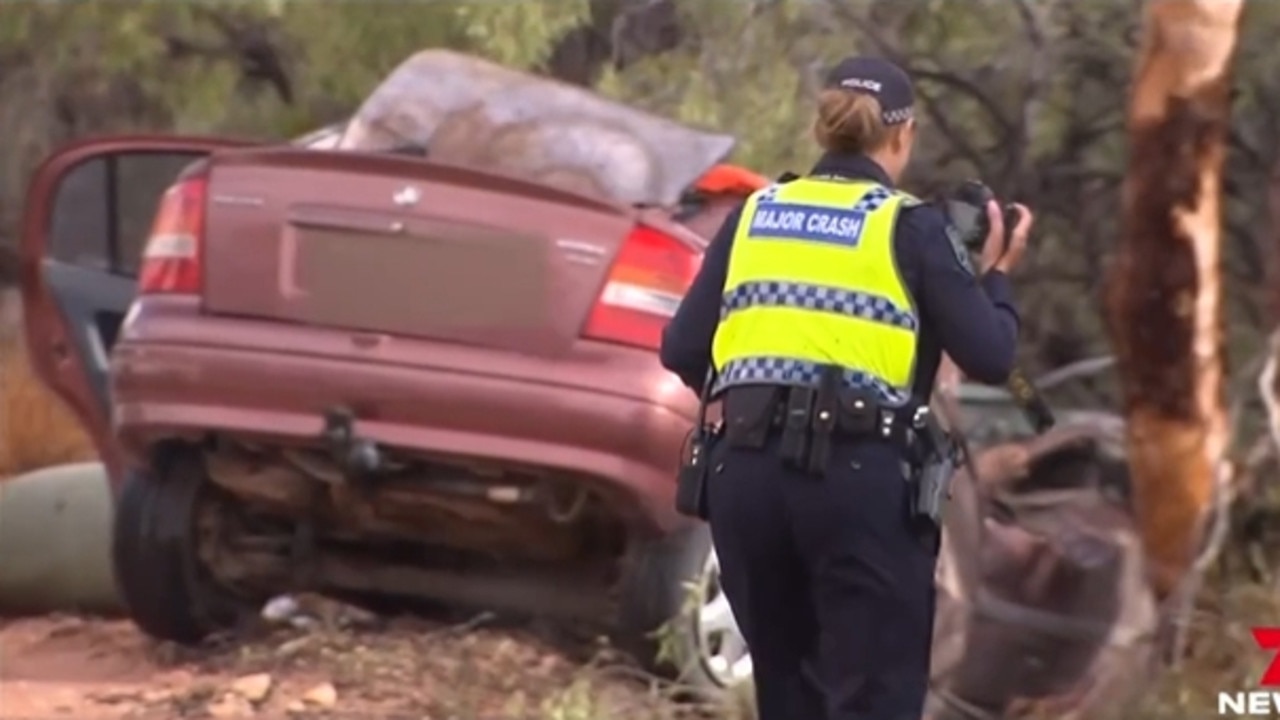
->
xmin=979 ymin=201 xmax=1033 ymax=274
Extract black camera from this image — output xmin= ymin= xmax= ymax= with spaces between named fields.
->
xmin=945 ymin=180 xmax=1022 ymax=252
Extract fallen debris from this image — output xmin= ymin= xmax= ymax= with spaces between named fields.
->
xmin=260 ymin=593 xmax=381 ymax=632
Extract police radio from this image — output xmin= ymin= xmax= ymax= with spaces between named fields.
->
xmin=675 ymin=370 xmax=720 ymax=520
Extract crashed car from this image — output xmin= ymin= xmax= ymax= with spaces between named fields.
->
xmin=19 ymin=48 xmax=1155 ymax=705
xmin=18 ymin=49 xmax=760 ymax=689
xmin=927 ymin=372 xmax=1156 ymax=719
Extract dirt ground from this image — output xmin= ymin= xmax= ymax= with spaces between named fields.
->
xmin=0 ymin=609 xmax=707 ymax=720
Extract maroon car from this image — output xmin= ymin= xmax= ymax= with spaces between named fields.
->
xmin=19 ymin=51 xmax=753 ymax=690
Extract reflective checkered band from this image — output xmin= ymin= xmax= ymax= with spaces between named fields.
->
xmin=806 ymin=178 xmax=908 ymax=211
xmin=721 ymin=280 xmax=917 ymax=331
xmin=883 ymin=107 xmax=913 ymax=125
xmin=713 ymin=356 xmax=908 ymax=405
xmin=851 ymin=186 xmax=893 ymax=214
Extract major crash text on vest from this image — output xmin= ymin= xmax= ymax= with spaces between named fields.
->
xmin=747 ymin=203 xmax=867 ymax=246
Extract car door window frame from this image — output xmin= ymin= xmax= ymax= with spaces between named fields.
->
xmin=48 ymin=151 xmax=206 ymax=278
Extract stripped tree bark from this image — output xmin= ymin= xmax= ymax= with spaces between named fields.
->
xmin=1105 ymin=0 xmax=1243 ymax=599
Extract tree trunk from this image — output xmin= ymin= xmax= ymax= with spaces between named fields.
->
xmin=1106 ymin=0 xmax=1243 ymax=599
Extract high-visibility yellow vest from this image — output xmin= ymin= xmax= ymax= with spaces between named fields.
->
xmin=710 ymin=177 xmax=920 ymax=406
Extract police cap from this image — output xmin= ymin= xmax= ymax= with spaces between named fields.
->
xmin=823 ymin=56 xmax=915 ymax=126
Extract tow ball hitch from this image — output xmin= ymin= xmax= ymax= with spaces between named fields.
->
xmin=321 ymin=406 xmax=385 ymax=483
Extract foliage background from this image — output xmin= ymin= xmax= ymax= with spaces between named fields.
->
xmin=4 ymin=0 xmax=1280 ymax=379
xmin=2 ymin=1 xmax=1280 ymax=716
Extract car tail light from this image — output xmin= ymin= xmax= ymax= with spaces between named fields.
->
xmin=583 ymin=224 xmax=701 ymax=350
xmin=137 ymin=176 xmax=207 ymax=295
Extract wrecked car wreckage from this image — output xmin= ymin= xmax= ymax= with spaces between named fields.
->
xmin=11 ymin=49 xmax=1156 ymax=715
xmin=928 ymin=375 xmax=1155 ymax=719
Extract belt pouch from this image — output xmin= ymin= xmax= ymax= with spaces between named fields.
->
xmin=807 ymin=367 xmax=842 ymax=474
xmin=836 ymin=387 xmax=879 ymax=435
xmin=722 ymin=386 xmax=781 ymax=449
xmin=779 ymin=387 xmax=814 ymax=465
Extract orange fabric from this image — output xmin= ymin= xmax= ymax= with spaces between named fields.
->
xmin=694 ymin=164 xmax=769 ymax=196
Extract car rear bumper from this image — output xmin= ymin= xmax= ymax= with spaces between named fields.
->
xmin=110 ymin=297 xmax=699 ymax=535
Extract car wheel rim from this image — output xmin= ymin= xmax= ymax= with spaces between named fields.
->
xmin=694 ymin=547 xmax=753 ymax=686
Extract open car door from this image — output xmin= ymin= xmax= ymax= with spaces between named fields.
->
xmin=19 ymin=136 xmax=253 ymax=488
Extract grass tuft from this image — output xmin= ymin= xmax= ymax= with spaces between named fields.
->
xmin=0 ymin=336 xmax=97 ymax=479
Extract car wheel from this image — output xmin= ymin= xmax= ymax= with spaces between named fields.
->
xmin=617 ymin=524 xmax=753 ymax=694
xmin=111 ymin=446 xmax=246 ymax=645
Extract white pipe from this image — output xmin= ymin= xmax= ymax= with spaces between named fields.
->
xmin=0 ymin=463 xmax=123 ymax=615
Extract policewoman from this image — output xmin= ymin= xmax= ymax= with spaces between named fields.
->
xmin=660 ymin=56 xmax=1031 ymax=720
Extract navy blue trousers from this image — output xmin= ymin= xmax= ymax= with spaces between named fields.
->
xmin=707 ymin=437 xmax=940 ymax=720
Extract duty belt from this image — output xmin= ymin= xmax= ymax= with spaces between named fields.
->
xmin=765 ymin=396 xmax=913 ymax=445
xmin=719 ymin=365 xmax=920 ymax=474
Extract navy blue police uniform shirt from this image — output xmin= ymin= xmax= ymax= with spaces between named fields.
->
xmin=660 ymin=152 xmax=1020 ymax=401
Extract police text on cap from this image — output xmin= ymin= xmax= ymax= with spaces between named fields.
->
xmin=840 ymin=78 xmax=882 ymax=92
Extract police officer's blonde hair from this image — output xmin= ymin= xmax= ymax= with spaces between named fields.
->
xmin=813 ymin=89 xmax=892 ymax=155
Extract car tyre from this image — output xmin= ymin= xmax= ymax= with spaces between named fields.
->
xmin=617 ymin=524 xmax=753 ymax=696
xmin=112 ymin=446 xmax=245 ymax=645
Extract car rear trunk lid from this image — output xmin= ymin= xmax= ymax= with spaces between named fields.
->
xmin=201 ymin=149 xmax=635 ymax=355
